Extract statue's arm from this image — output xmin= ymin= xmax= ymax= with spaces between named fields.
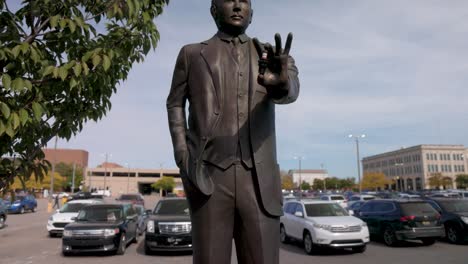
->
xmin=166 ymin=46 xmax=189 ymax=169
xmin=272 ymin=56 xmax=300 ymax=105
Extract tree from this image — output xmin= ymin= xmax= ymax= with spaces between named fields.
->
xmin=428 ymin=173 xmax=444 ymax=189
xmin=455 ymin=174 xmax=468 ymax=189
xmin=0 ymin=0 xmax=170 ymax=190
xmin=151 ymin=176 xmax=175 ymax=195
xmin=312 ymin=178 xmax=324 ymax=190
xmin=55 ymin=162 xmax=83 ymax=190
xmin=300 ymin=181 xmax=310 ymax=191
xmin=281 ymin=174 xmax=294 ymax=190
xmin=362 ymin=172 xmax=390 ymax=191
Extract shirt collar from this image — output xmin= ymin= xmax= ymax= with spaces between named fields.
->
xmin=216 ymin=31 xmax=249 ymax=44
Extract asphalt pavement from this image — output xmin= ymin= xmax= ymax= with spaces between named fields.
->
xmin=0 ymin=197 xmax=467 ymax=264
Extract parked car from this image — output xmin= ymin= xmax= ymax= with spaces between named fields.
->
xmin=145 ymin=198 xmax=192 ymax=254
xmin=347 ymin=201 xmax=367 ymax=215
xmin=134 ymin=204 xmax=150 ymax=236
xmin=62 ymin=203 xmax=139 ymax=256
xmin=426 ymin=198 xmax=468 ymax=244
xmin=116 ymin=193 xmax=145 ymax=207
xmin=398 ymin=193 xmax=421 ymax=199
xmin=47 ymin=199 xmax=103 ymax=237
xmin=7 ymin=194 xmax=37 ymax=214
xmin=280 ymin=200 xmax=369 ymax=254
xmin=320 ymin=195 xmax=348 ymax=208
xmin=67 ymin=192 xmax=104 ymax=201
xmin=0 ymin=199 xmax=7 ymax=229
xmin=348 ymin=195 xmax=375 ymax=207
xmin=429 ymin=192 xmax=461 ymax=198
xmin=354 ymin=199 xmax=444 ymax=246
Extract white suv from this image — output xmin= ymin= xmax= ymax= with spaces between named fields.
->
xmin=47 ymin=199 xmax=102 ymax=237
xmin=280 ymin=200 xmax=370 ymax=254
xmin=320 ymin=194 xmax=347 ymax=208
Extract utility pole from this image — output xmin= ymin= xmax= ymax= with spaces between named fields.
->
xmin=294 ymin=156 xmax=305 ymax=200
xmin=103 ymin=153 xmax=109 ymax=191
xmin=349 ymin=134 xmax=366 ymax=195
xmin=71 ymin=162 xmax=76 ymax=194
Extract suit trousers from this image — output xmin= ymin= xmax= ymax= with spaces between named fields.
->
xmin=184 ymin=162 xmax=280 ymax=264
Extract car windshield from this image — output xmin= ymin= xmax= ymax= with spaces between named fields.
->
xmin=76 ymin=207 xmax=123 ymax=222
xmin=135 ymin=206 xmax=144 ymax=215
xmin=305 ymin=203 xmax=349 ymax=217
xmin=400 ymin=203 xmax=438 ymax=216
xmin=119 ymin=195 xmax=139 ymax=200
xmin=60 ymin=203 xmax=89 ymax=213
xmin=438 ymin=200 xmax=468 ymax=213
xmin=330 ymin=196 xmax=345 ymax=201
xmin=154 ymin=200 xmax=189 ymax=215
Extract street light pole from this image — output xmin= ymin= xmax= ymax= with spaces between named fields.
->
xmin=103 ymin=153 xmax=109 ymax=191
xmin=294 ymin=156 xmax=305 ymax=199
xmin=349 ymin=134 xmax=366 ymax=195
xmin=125 ymin=163 xmax=130 ymax=193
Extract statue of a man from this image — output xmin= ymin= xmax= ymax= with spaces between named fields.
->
xmin=166 ymin=0 xmax=299 ymax=263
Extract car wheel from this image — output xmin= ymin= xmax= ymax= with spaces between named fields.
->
xmin=116 ymin=233 xmax=127 ymax=255
xmin=421 ymin=238 xmax=436 ymax=246
xmin=303 ymin=232 xmax=316 ymax=255
xmin=280 ymin=225 xmax=290 ymax=244
xmin=383 ymin=227 xmax=398 ymax=247
xmin=352 ymin=245 xmax=366 ymax=253
xmin=31 ymin=207 xmax=36 ymax=213
xmin=49 ymin=232 xmax=56 ymax=238
xmin=0 ymin=215 xmax=5 ymax=229
xmin=446 ymin=225 xmax=461 ymax=244
xmin=20 ymin=207 xmax=25 ymax=214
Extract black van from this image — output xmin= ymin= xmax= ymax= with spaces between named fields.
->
xmin=426 ymin=198 xmax=468 ymax=244
xmin=354 ymin=199 xmax=445 ymax=246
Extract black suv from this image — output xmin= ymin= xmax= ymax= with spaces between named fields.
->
xmin=354 ymin=199 xmax=444 ymax=246
xmin=426 ymin=198 xmax=468 ymax=244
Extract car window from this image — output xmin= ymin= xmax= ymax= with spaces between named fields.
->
xmin=464 ymin=193 xmax=468 ymax=198
xmin=438 ymin=200 xmax=468 ymax=213
xmin=350 ymin=197 xmax=359 ymax=201
xmin=295 ymin=203 xmax=304 ymax=214
xmin=60 ymin=203 xmax=88 ymax=213
xmin=284 ymin=203 xmax=295 ymax=214
xmin=320 ymin=197 xmax=328 ymax=201
xmin=427 ymin=201 xmax=442 ymax=212
xmin=374 ymin=202 xmax=394 ymax=212
xmin=400 ymin=202 xmax=438 ymax=216
xmin=77 ymin=207 xmax=123 ymax=222
xmin=359 ymin=202 xmax=374 ymax=213
xmin=330 ymin=196 xmax=345 ymax=201
xmin=305 ymin=203 xmax=348 ymax=217
xmin=154 ymin=200 xmax=190 ymax=215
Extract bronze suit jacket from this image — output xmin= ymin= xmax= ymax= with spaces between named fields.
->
xmin=167 ymin=35 xmax=300 ymax=217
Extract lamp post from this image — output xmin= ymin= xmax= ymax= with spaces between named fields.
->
xmin=294 ymin=156 xmax=305 ymax=199
xmin=125 ymin=162 xmax=130 ymax=193
xmin=101 ymin=153 xmax=111 ymax=191
xmin=394 ymin=163 xmax=404 ymax=192
xmin=349 ymin=134 xmax=366 ymax=195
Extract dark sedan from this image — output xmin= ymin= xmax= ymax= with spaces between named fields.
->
xmin=145 ymin=198 xmax=192 ymax=254
xmin=62 ymin=204 xmax=139 ymax=256
xmin=426 ymin=198 xmax=468 ymax=244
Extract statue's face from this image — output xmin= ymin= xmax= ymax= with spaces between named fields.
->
xmin=212 ymin=0 xmax=252 ymax=34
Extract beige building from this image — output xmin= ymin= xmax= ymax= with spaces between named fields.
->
xmin=362 ymin=145 xmax=468 ymax=190
xmin=289 ymin=169 xmax=329 ymax=186
xmin=85 ymin=163 xmax=182 ymax=196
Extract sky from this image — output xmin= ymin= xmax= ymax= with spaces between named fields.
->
xmin=47 ymin=0 xmax=468 ymax=179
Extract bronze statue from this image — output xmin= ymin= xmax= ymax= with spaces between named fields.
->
xmin=166 ymin=0 xmax=299 ymax=263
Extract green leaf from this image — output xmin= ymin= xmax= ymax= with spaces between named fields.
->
xmin=32 ymin=102 xmax=43 ymax=121
xmin=68 ymin=20 xmax=76 ymax=33
xmin=0 ymin=102 xmax=11 ymax=118
xmin=82 ymin=51 xmax=93 ymax=62
xmin=24 ymin=80 xmax=32 ymax=90
xmin=12 ymin=78 xmax=24 ymax=91
xmin=92 ymin=55 xmax=101 ymax=68
xmin=59 ymin=67 xmax=68 ymax=81
xmin=5 ymin=122 xmax=14 ymax=137
xmin=59 ymin=18 xmax=67 ymax=29
xmin=19 ymin=109 xmax=29 ymax=126
xmin=0 ymin=121 xmax=5 ymax=136
xmin=73 ymin=63 xmax=82 ymax=77
xmin=53 ymin=67 xmax=59 ymax=78
xmin=11 ymin=112 xmax=20 ymax=129
xmin=2 ymin=74 xmax=11 ymax=89
xmin=70 ymin=78 xmax=78 ymax=89
xmin=82 ymin=62 xmax=89 ymax=76
xmin=50 ymin=15 xmax=59 ymax=28
xmin=20 ymin=42 xmax=29 ymax=54
xmin=30 ymin=47 xmax=40 ymax=62
xmin=43 ymin=65 xmax=55 ymax=77
xmin=12 ymin=45 xmax=21 ymax=58
xmin=127 ymin=0 xmax=134 ymax=16
xmin=74 ymin=16 xmax=84 ymax=28
xmin=142 ymin=12 xmax=150 ymax=23
xmin=102 ymin=55 xmax=111 ymax=71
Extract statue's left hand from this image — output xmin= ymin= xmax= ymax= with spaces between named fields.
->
xmin=253 ymin=33 xmax=293 ymax=91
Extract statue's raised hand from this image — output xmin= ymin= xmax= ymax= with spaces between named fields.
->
xmin=253 ymin=33 xmax=293 ymax=92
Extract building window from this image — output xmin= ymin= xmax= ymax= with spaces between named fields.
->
xmin=426 ymin=153 xmax=430 ymax=160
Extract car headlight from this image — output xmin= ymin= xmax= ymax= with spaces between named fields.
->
xmin=147 ymin=221 xmax=155 ymax=233
xmin=63 ymin=230 xmax=73 ymax=237
xmin=103 ymin=228 xmax=119 ymax=237
xmin=313 ymin=223 xmax=332 ymax=231
xmin=461 ymin=216 xmax=468 ymax=225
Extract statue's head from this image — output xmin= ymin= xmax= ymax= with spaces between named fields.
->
xmin=211 ymin=0 xmax=253 ymax=36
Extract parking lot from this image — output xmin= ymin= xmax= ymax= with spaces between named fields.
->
xmin=0 ymin=197 xmax=467 ymax=264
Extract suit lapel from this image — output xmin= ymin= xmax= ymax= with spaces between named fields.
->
xmin=200 ymin=37 xmax=223 ymax=112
